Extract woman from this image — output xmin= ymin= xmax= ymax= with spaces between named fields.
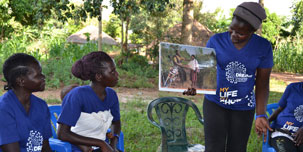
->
xmin=57 ymin=51 xmax=121 ymax=152
xmin=0 ymin=53 xmax=52 ymax=152
xmin=202 ymin=2 xmax=273 ymax=152
xmin=268 ymin=82 xmax=303 ymax=152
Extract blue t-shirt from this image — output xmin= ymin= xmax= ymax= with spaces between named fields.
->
xmin=0 ymin=90 xmax=52 ymax=152
xmin=58 ymin=85 xmax=120 ymax=151
xmin=271 ymin=82 xmax=303 ymax=134
xmin=205 ymin=32 xmax=273 ymax=110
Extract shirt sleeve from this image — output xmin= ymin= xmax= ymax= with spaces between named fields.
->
xmin=0 ymin=108 xmax=20 ymax=145
xmin=43 ymin=106 xmax=53 ymax=139
xmin=206 ymin=36 xmax=215 ymax=48
xmin=58 ymin=91 xmax=82 ymax=126
xmin=110 ymin=91 xmax=120 ymax=122
xmin=258 ymin=42 xmax=274 ymax=68
xmin=278 ymin=83 xmax=293 ymax=108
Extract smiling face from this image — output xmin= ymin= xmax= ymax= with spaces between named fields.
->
xmin=21 ymin=62 xmax=46 ymax=92
xmin=228 ymin=16 xmax=255 ymax=45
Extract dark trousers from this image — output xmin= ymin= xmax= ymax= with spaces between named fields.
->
xmin=203 ymin=97 xmax=255 ymax=152
xmin=271 ymin=136 xmax=303 ymax=152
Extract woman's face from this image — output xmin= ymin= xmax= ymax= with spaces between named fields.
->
xmin=22 ymin=62 xmax=46 ymax=92
xmin=228 ymin=17 xmax=254 ymax=44
xmin=99 ymin=61 xmax=119 ymax=87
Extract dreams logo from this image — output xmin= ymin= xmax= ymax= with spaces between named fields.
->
xmin=294 ymin=105 xmax=303 ymax=122
xmin=225 ymin=61 xmax=252 ymax=84
xmin=26 ymin=130 xmax=43 ymax=152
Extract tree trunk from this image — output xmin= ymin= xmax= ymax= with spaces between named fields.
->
xmin=0 ymin=26 xmax=3 ymax=43
xmin=121 ymin=18 xmax=124 ymax=53
xmin=257 ymin=0 xmax=264 ymax=35
xmin=124 ymin=16 xmax=130 ymax=57
xmin=98 ymin=6 xmax=103 ymax=51
xmin=181 ymin=0 xmax=194 ymax=45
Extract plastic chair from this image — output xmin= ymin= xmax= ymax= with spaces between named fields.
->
xmin=147 ymin=97 xmax=204 ymax=152
xmin=262 ymin=103 xmax=279 ymax=152
xmin=48 ymin=105 xmax=72 ymax=152
xmin=48 ymin=105 xmax=124 ymax=152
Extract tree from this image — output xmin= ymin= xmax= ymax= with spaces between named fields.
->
xmin=70 ymin=0 xmax=105 ymax=51
xmin=104 ymin=14 xmax=121 ymax=39
xmin=290 ymin=0 xmax=303 ymax=35
xmin=112 ymin=0 xmax=140 ymax=55
xmin=193 ymin=0 xmax=229 ymax=33
xmin=0 ymin=0 xmax=11 ymax=41
xmin=257 ymin=0 xmax=265 ymax=35
xmin=129 ymin=0 xmax=182 ymax=61
xmin=181 ymin=0 xmax=194 ymax=45
xmin=262 ymin=9 xmax=283 ymax=48
xmin=0 ymin=0 xmax=70 ymax=40
xmin=7 ymin=0 xmax=70 ymax=26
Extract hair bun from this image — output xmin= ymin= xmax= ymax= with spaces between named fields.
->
xmin=71 ymin=59 xmax=90 ymax=80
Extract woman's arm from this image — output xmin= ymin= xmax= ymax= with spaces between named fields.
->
xmin=57 ymin=123 xmax=113 ymax=152
xmin=268 ymin=107 xmax=284 ymax=123
xmin=254 ymin=68 xmax=273 ymax=142
xmin=42 ymin=140 xmax=52 ymax=152
xmin=0 ymin=142 xmax=20 ymax=152
xmin=109 ymin=120 xmax=121 ymax=152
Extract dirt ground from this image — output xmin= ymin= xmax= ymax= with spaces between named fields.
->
xmin=1 ymin=72 xmax=303 ymax=102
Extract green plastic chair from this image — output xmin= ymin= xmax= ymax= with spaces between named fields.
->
xmin=147 ymin=97 xmax=204 ymax=152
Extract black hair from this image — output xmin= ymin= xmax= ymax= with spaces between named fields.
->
xmin=2 ymin=53 xmax=39 ymax=90
xmin=71 ymin=51 xmax=113 ymax=81
xmin=232 ymin=15 xmax=256 ymax=32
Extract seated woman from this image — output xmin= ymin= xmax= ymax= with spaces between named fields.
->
xmin=268 ymin=82 xmax=303 ymax=152
xmin=57 ymin=51 xmax=121 ymax=152
xmin=0 ymin=53 xmax=52 ymax=152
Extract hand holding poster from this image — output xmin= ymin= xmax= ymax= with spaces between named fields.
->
xmin=159 ymin=42 xmax=217 ymax=95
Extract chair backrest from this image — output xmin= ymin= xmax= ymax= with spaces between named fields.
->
xmin=266 ymin=103 xmax=279 ymax=116
xmin=147 ymin=97 xmax=203 ymax=152
xmin=49 ymin=105 xmax=62 ymax=139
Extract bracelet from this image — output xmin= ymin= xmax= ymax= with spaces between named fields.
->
xmin=256 ymin=114 xmax=268 ymax=119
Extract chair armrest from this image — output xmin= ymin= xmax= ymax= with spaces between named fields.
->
xmin=49 ymin=138 xmax=72 ymax=152
xmin=262 ymin=130 xmax=276 ymax=152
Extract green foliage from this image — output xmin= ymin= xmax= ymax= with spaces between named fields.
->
xmin=194 ymin=1 xmax=230 ymax=33
xmin=273 ymin=34 xmax=303 ymax=73
xmin=104 ymin=14 xmax=121 ymax=39
xmin=290 ymin=0 xmax=303 ymax=35
xmin=262 ymin=9 xmax=283 ymax=47
xmin=0 ymin=0 xmax=13 ymax=39
xmin=115 ymin=54 xmax=157 ymax=88
xmin=7 ymin=0 xmax=70 ymax=26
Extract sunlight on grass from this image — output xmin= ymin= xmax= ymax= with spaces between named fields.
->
xmin=270 ymin=78 xmax=287 ymax=93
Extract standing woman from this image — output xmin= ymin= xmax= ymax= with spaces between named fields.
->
xmin=203 ymin=2 xmax=273 ymax=152
xmin=57 ymin=51 xmax=121 ymax=152
xmin=0 ymin=53 xmax=52 ymax=152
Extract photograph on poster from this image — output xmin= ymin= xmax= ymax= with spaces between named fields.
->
xmin=159 ymin=42 xmax=217 ymax=94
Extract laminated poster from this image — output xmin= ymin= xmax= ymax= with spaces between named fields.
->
xmin=159 ymin=42 xmax=217 ymax=95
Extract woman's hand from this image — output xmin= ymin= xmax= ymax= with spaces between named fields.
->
xmin=99 ymin=142 xmax=114 ymax=152
xmin=78 ymin=145 xmax=93 ymax=152
xmin=183 ymin=88 xmax=196 ymax=96
xmin=294 ymin=127 xmax=303 ymax=146
xmin=255 ymin=117 xmax=273 ymax=142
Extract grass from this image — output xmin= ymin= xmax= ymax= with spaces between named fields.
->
xmin=119 ymin=78 xmax=285 ymax=152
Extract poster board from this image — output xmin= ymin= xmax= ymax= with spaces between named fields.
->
xmin=159 ymin=42 xmax=217 ymax=94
